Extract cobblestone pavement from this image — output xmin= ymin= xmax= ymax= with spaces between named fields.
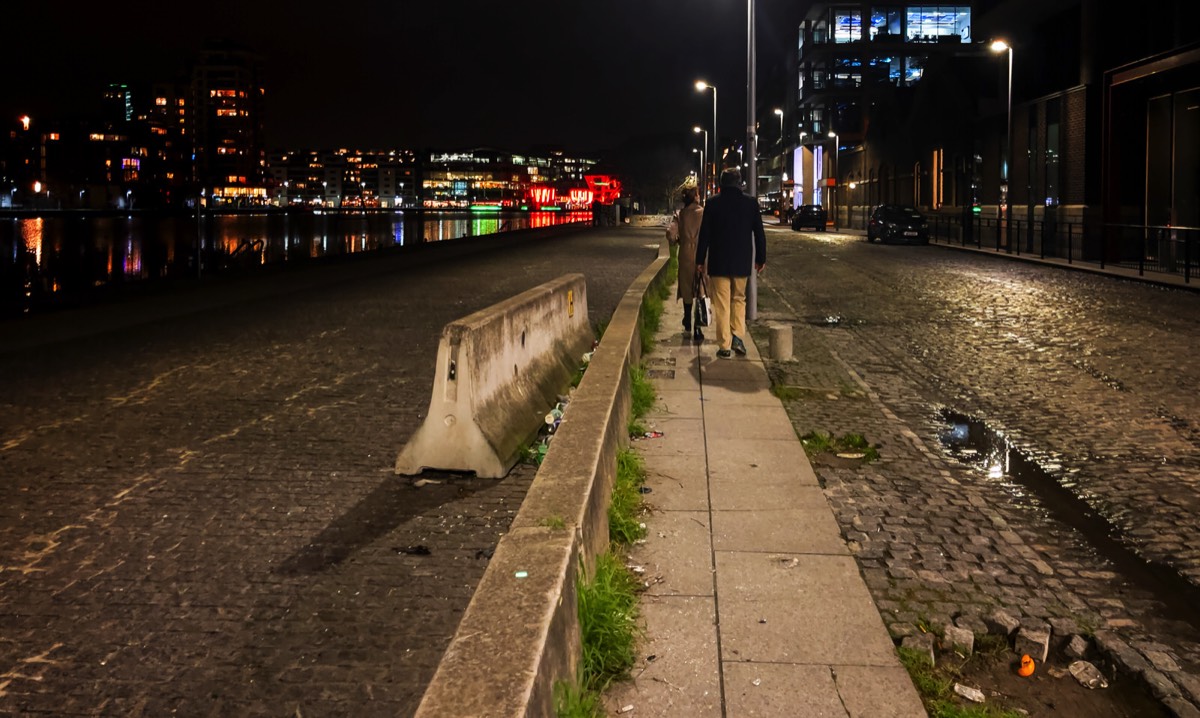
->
xmin=754 ymin=228 xmax=1200 ymax=716
xmin=0 ymin=226 xmax=662 ymax=716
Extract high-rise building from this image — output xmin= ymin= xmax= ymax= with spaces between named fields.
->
xmin=192 ymin=41 xmax=267 ymax=206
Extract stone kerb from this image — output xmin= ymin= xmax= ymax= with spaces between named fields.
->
xmin=395 ymin=273 xmax=592 ymax=479
xmin=413 ymin=234 xmax=671 ymax=718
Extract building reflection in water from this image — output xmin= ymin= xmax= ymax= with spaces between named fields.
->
xmin=1 ymin=210 xmax=590 ymax=316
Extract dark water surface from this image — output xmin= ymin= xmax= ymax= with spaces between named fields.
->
xmin=0 ymin=209 xmax=589 ymax=316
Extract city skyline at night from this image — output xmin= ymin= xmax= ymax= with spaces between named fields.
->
xmin=5 ymin=1 xmax=803 ymax=154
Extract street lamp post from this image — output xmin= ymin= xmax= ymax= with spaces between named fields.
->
xmin=797 ymin=130 xmax=807 ymax=204
xmin=773 ymin=108 xmax=785 ymax=214
xmin=693 ymin=126 xmax=708 ymax=199
xmin=990 ymin=39 xmax=1013 ymax=251
xmin=828 ymin=131 xmax=840 ymax=230
xmin=695 ymin=80 xmax=717 ymax=193
xmin=745 ymin=0 xmax=759 ymax=320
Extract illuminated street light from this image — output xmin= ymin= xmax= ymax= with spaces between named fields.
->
xmin=693 ymin=126 xmax=708 ymax=197
xmin=990 ymin=39 xmax=1013 ymax=248
xmin=695 ymin=80 xmax=717 ymax=189
xmin=828 ymin=130 xmax=840 ymax=230
xmin=746 ymin=0 xmax=759 ymax=320
xmin=773 ymin=108 xmax=785 ymax=218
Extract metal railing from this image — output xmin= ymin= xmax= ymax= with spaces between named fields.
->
xmin=926 ymin=214 xmax=1196 ymax=284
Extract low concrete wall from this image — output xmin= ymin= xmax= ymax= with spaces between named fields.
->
xmin=414 ymin=233 xmax=672 ymax=717
xmin=629 ymin=213 xmax=671 ymax=228
xmin=396 ymin=273 xmax=593 ymax=479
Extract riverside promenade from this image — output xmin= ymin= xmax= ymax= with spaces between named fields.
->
xmin=603 ymin=283 xmax=927 ymax=717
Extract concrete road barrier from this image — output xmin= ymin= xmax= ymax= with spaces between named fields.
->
xmin=395 ymin=273 xmax=593 ymax=479
xmin=414 ymin=232 xmax=672 ymax=717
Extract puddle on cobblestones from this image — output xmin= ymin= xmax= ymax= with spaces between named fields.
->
xmin=938 ymin=409 xmax=1200 ymax=632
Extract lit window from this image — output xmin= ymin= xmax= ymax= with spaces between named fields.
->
xmin=156 ymin=97 xmax=167 ymax=106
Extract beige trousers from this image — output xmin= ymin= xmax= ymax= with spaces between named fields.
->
xmin=709 ymin=276 xmax=747 ymax=351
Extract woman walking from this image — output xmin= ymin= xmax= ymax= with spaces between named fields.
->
xmin=670 ymin=179 xmax=706 ymax=342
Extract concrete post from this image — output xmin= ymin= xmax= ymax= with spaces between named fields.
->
xmin=769 ymin=324 xmax=793 ymax=361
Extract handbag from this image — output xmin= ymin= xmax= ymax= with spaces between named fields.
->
xmin=694 ymin=272 xmax=711 ymax=327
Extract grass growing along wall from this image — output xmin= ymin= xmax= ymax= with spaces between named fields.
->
xmin=557 ymin=259 xmax=669 ymax=717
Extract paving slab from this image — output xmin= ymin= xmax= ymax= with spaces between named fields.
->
xmin=642 ymin=453 xmax=710 ymax=511
xmin=632 ymin=510 xmax=715 ymax=598
xmin=603 ymin=596 xmax=722 ymax=718
xmin=710 ymin=480 xmax=828 ymax=511
xmin=712 ymin=508 xmax=851 ymax=555
xmin=703 ymin=404 xmax=800 ymax=441
xmin=706 ymin=437 xmax=816 ymax=481
xmin=722 ymin=663 xmax=847 ymax=718
xmin=714 ymin=551 xmax=904 ymax=665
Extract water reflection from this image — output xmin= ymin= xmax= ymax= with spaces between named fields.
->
xmin=0 ymin=210 xmax=588 ymax=316
xmin=937 ymin=408 xmax=1200 ymax=630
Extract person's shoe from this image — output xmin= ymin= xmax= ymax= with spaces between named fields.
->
xmin=693 ymin=328 xmax=704 ymax=343
xmin=716 ymin=348 xmax=732 ymax=359
xmin=731 ymin=335 xmax=747 ymax=356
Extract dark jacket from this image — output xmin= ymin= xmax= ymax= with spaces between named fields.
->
xmin=695 ymin=186 xmax=767 ymax=277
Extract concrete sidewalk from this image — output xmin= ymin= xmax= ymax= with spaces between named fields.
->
xmin=604 ymin=294 xmax=928 ymax=717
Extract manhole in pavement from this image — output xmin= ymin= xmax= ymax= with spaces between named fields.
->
xmin=938 ymin=408 xmax=1200 ymax=634
xmin=647 ymin=369 xmax=676 ymax=379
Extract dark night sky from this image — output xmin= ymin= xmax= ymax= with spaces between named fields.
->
xmin=4 ymin=1 xmax=806 ymax=154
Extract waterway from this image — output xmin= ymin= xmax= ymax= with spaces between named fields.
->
xmin=0 ymin=209 xmax=589 ymax=317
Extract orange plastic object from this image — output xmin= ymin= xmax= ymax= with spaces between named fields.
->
xmin=1018 ymin=654 xmax=1036 ymax=677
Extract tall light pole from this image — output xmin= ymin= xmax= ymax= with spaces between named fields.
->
xmin=693 ymin=126 xmax=708 ymax=199
xmin=773 ymin=108 xmax=785 ymax=212
xmin=828 ymin=131 xmax=840 ymax=230
xmin=746 ymin=0 xmax=757 ymax=201
xmin=746 ymin=0 xmax=760 ymax=320
xmin=695 ymin=80 xmax=717 ymax=190
xmin=693 ymin=148 xmax=705 ymax=193
xmin=990 ymin=39 xmax=1013 ymax=249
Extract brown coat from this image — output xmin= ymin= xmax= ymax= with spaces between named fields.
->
xmin=673 ymin=202 xmax=705 ymax=301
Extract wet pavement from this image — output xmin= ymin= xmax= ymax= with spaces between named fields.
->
xmin=754 ymin=227 xmax=1200 ymax=714
xmin=0 ymin=227 xmax=661 ymax=716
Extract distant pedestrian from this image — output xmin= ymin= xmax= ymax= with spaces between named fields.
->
xmin=695 ymin=167 xmax=766 ymax=359
xmin=669 ymin=180 xmax=705 ymax=342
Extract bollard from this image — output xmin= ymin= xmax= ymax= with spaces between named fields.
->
xmin=769 ymin=324 xmax=793 ymax=361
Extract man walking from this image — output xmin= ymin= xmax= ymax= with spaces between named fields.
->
xmin=695 ymin=167 xmax=767 ymax=359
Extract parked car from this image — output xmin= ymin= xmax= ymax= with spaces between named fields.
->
xmin=867 ymin=204 xmax=929 ymax=244
xmin=791 ymin=204 xmax=827 ymax=232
